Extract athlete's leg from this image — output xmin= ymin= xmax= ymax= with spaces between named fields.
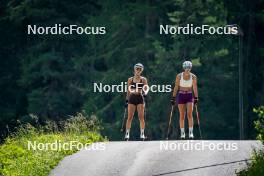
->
xmin=126 ymin=104 xmax=136 ymax=129
xmin=186 ymin=102 xmax=194 ymax=127
xmin=178 ymin=104 xmax=186 ymax=138
xmin=187 ymin=102 xmax=194 ymax=138
xmin=125 ymin=103 xmax=136 ymax=139
xmin=178 ymin=104 xmax=186 ymax=128
xmin=137 ymin=104 xmax=145 ymax=130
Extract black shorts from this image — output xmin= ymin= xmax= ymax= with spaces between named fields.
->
xmin=128 ymin=94 xmax=144 ymax=105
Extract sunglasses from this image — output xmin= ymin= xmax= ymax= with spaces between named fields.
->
xmin=135 ymin=67 xmax=142 ymax=71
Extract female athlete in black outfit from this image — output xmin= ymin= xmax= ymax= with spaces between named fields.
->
xmin=125 ymin=63 xmax=148 ymax=140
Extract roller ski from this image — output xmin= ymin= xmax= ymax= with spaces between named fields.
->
xmin=180 ymin=129 xmax=186 ymax=139
xmin=140 ymin=131 xmax=146 ymax=141
xmin=124 ymin=130 xmax=130 ymax=141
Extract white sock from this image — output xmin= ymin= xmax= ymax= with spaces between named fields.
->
xmin=181 ymin=128 xmax=185 ymax=134
xmin=189 ymin=127 xmax=193 ymax=134
xmin=126 ymin=129 xmax=130 ymax=134
xmin=140 ymin=129 xmax=144 ymax=135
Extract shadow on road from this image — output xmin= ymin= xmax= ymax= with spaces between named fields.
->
xmin=152 ymin=159 xmax=252 ymax=176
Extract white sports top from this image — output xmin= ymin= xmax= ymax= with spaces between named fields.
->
xmin=179 ymin=72 xmax=193 ymax=87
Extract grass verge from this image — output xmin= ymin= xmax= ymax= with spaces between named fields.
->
xmin=0 ymin=112 xmax=106 ymax=176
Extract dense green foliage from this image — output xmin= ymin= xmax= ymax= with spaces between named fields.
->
xmin=0 ymin=0 xmax=263 ymax=140
xmin=0 ymin=112 xmax=104 ymax=176
xmin=237 ymin=150 xmax=264 ymax=176
xmin=253 ymin=106 xmax=264 ymax=142
xmin=237 ymin=106 xmax=264 ymax=176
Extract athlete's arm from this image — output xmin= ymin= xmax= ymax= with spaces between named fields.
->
xmin=142 ymin=77 xmax=149 ymax=95
xmin=192 ymin=75 xmax=198 ymax=98
xmin=126 ymin=78 xmax=132 ymax=100
xmin=172 ymin=74 xmax=180 ymax=97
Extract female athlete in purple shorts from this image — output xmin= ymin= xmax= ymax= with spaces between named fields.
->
xmin=171 ymin=61 xmax=198 ymax=139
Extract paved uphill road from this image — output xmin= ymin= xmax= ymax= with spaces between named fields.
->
xmin=50 ymin=140 xmax=263 ymax=176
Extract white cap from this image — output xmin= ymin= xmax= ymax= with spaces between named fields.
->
xmin=182 ymin=61 xmax=192 ymax=69
xmin=134 ymin=63 xmax=144 ymax=71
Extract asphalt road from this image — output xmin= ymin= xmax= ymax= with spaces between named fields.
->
xmin=49 ymin=140 xmax=263 ymax=176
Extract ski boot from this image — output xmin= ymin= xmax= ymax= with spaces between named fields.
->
xmin=180 ymin=131 xmax=185 ymax=139
xmin=189 ymin=132 xmax=194 ymax=139
xmin=125 ymin=133 xmax=129 ymax=141
xmin=140 ymin=133 xmax=146 ymax=141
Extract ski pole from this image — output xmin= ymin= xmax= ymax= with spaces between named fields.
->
xmin=144 ymin=97 xmax=147 ymax=122
xmin=195 ymin=104 xmax=202 ymax=139
xmin=120 ymin=107 xmax=127 ymax=132
xmin=141 ymin=95 xmax=148 ymax=140
xmin=143 ymin=101 xmax=147 ymax=140
xmin=166 ymin=105 xmax=174 ymax=140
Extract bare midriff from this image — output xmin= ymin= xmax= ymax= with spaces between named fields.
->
xmin=179 ymin=86 xmax=192 ymax=92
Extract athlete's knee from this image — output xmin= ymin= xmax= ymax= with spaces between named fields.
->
xmin=179 ymin=114 xmax=185 ymax=119
xmin=187 ymin=114 xmax=193 ymax=120
xmin=140 ymin=119 xmax=145 ymax=124
xmin=127 ymin=115 xmax=133 ymax=121
xmin=139 ymin=115 xmax=144 ymax=121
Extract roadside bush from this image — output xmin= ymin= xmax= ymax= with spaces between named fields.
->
xmin=237 ymin=106 xmax=264 ymax=176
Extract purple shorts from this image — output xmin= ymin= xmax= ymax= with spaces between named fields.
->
xmin=176 ymin=91 xmax=194 ymax=104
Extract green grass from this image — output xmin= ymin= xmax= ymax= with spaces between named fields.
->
xmin=0 ymin=113 xmax=106 ymax=176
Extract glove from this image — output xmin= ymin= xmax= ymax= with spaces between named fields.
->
xmin=170 ymin=97 xmax=176 ymax=105
xmin=124 ymin=100 xmax=128 ymax=108
xmin=194 ymin=97 xmax=198 ymax=105
xmin=142 ymin=91 xmax=147 ymax=98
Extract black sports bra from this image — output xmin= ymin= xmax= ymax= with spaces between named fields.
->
xmin=130 ymin=77 xmax=144 ymax=90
